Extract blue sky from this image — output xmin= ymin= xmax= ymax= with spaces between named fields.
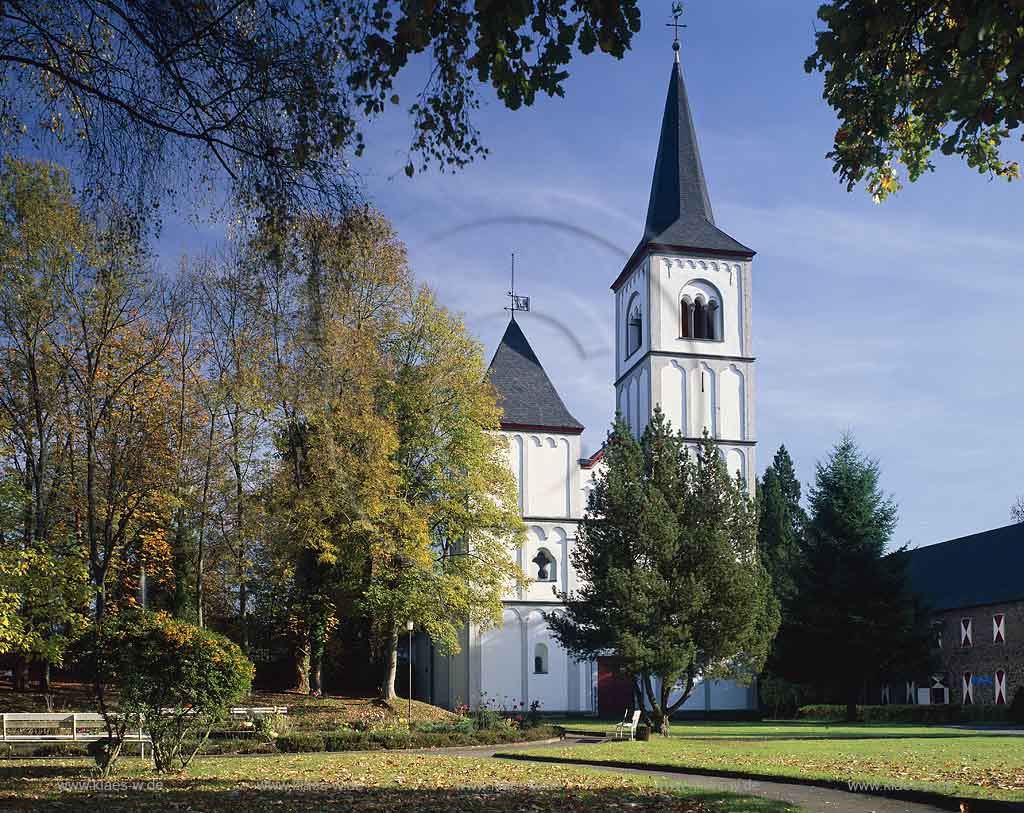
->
xmin=157 ymin=0 xmax=1023 ymax=548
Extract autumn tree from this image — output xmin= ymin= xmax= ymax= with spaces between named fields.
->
xmin=0 ymin=0 xmax=641 ymax=222
xmin=55 ymin=219 xmax=179 ymax=622
xmin=550 ymin=412 xmax=778 ymax=735
xmin=255 ymin=210 xmax=406 ymax=693
xmin=252 ymin=209 xmax=522 ymax=698
xmin=367 ymin=288 xmax=525 ymax=702
xmin=190 ymin=252 xmax=272 ymax=639
xmin=807 ymin=1 xmax=1023 ymax=201
xmin=0 ymin=159 xmax=92 ymax=688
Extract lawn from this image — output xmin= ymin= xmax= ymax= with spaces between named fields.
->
xmin=505 ymin=722 xmax=1024 ymax=802
xmin=560 ymin=718 xmax=1017 ymax=740
xmin=0 ymin=752 xmax=801 ymax=812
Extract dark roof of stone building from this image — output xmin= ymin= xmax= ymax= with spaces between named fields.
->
xmin=612 ymin=59 xmax=753 ymax=291
xmin=900 ymin=523 xmax=1024 ymax=611
xmin=486 ymin=318 xmax=583 ymax=434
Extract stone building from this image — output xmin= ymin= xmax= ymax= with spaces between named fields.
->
xmin=898 ymin=523 xmax=1024 ymax=707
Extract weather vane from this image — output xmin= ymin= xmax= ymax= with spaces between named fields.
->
xmin=667 ymin=2 xmax=685 ymax=60
xmin=505 ymin=252 xmax=530 ymax=319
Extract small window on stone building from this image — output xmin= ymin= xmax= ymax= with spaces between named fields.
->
xmin=995 ymin=670 xmax=1007 ymax=705
xmin=993 ymin=613 xmax=1005 ymax=644
xmin=960 ymin=618 xmax=973 ymax=648
xmin=680 ymin=299 xmax=691 ymax=338
xmin=532 ymin=548 xmax=556 ymax=583
xmin=534 ymin=643 xmax=548 ymax=674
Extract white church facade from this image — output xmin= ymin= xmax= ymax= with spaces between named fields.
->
xmin=414 ymin=51 xmax=759 ymax=716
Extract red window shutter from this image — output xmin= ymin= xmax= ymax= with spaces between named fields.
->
xmin=961 ymin=618 xmax=972 ymax=647
xmin=993 ymin=614 xmax=1005 ymax=644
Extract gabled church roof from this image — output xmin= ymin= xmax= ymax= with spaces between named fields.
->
xmin=487 ymin=318 xmax=583 ymax=434
xmin=612 ymin=59 xmax=754 ymax=291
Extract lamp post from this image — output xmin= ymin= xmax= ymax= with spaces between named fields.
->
xmin=405 ymin=620 xmax=414 ymax=724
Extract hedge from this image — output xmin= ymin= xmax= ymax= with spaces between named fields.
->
xmin=276 ymin=724 xmax=561 ymax=753
xmin=797 ymin=704 xmax=1013 ymax=724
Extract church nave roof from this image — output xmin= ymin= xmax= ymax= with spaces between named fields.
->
xmin=487 ymin=318 xmax=584 ymax=435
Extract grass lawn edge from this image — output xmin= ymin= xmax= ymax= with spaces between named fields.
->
xmin=494 ymin=751 xmax=1021 ymax=813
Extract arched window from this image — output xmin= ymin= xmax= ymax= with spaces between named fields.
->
xmin=680 ymin=299 xmax=691 ymax=338
xmin=625 ymin=295 xmax=642 ymax=356
xmin=693 ymin=298 xmax=707 ymax=340
xmin=532 ymin=548 xmax=556 ymax=582
xmin=706 ymin=300 xmax=718 ymax=341
xmin=534 ymin=643 xmax=549 ymax=674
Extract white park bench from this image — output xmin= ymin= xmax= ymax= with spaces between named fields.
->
xmin=0 ymin=712 xmax=150 ymax=755
xmin=157 ymin=706 xmax=288 ymax=718
xmin=1 ymin=707 xmax=287 ymax=756
xmin=609 ymin=709 xmax=641 ymax=740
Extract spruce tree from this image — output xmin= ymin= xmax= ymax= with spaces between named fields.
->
xmin=756 ymin=446 xmax=807 ymax=709
xmin=783 ymin=435 xmax=928 ymax=720
xmin=549 ymin=408 xmax=778 ymax=734
xmin=757 ymin=445 xmax=806 ymax=607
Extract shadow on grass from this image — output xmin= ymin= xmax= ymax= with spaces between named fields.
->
xmin=666 ymin=732 xmax=1000 ymax=742
xmin=0 ymin=775 xmax=798 ymax=813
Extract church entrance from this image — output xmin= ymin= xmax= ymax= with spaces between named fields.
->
xmin=596 ymin=657 xmax=635 ymax=717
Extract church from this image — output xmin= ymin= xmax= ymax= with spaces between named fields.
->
xmin=413 ymin=45 xmax=759 ymax=716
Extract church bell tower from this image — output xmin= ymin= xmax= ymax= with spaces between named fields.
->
xmin=611 ymin=30 xmax=756 ymax=487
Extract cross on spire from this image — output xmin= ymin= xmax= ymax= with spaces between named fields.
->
xmin=666 ymin=2 xmax=686 ymax=62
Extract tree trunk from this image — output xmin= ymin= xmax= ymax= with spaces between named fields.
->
xmin=309 ymin=617 xmax=324 ymax=695
xmin=293 ymin=644 xmax=311 ymax=694
xmin=12 ymin=656 xmax=29 ymax=692
xmin=380 ymin=624 xmax=399 ymax=701
xmin=309 ymin=651 xmax=322 ymax=696
xmin=40 ymin=659 xmax=51 ymax=692
xmin=195 ymin=414 xmax=215 ymax=628
xmin=846 ymin=694 xmax=858 ymax=723
xmin=641 ymin=673 xmax=668 ymax=735
xmin=235 ymin=444 xmax=248 ymax=651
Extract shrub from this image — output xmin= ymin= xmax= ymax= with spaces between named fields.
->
xmin=93 ymin=610 xmax=254 ymax=774
xmin=797 ymin=704 xmax=850 ymax=722
xmin=276 ymin=732 xmax=326 ymax=752
xmin=798 ymin=703 xmax=1013 ymax=725
xmin=760 ymin=676 xmax=806 ymax=719
xmin=473 ymin=707 xmax=504 ymax=731
xmin=412 ymin=718 xmax=473 ymax=735
xmin=251 ymin=713 xmax=288 ymax=742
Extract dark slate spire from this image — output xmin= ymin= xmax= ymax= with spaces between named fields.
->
xmin=487 ymin=319 xmax=583 ymax=434
xmin=645 ymin=59 xmax=716 ymax=236
xmin=613 ymin=59 xmax=753 ymax=290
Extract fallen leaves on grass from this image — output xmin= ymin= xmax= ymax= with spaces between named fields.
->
xmin=0 ymin=753 xmax=799 ymax=812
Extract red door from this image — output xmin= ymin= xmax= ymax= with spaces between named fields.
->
xmin=597 ymin=657 xmax=634 ymax=717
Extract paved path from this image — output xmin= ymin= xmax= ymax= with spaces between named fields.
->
xmin=418 ymin=736 xmax=950 ymax=813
